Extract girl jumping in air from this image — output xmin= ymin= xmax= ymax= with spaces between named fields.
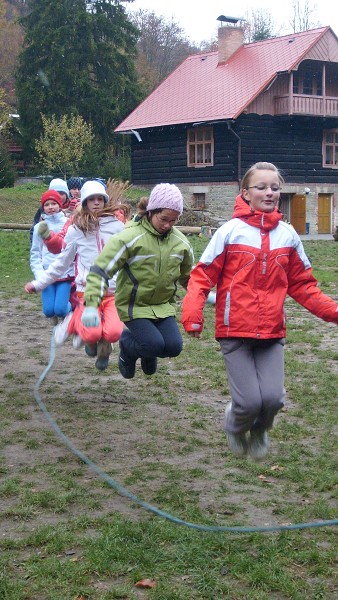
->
xmin=25 ymin=181 xmax=124 ymax=371
xmin=181 ymin=162 xmax=338 ymax=461
xmin=82 ymin=183 xmax=194 ymax=378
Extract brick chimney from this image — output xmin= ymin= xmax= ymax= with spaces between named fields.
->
xmin=218 ymin=26 xmax=244 ymax=64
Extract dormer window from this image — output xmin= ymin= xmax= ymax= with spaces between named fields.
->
xmin=187 ymin=127 xmax=214 ymax=167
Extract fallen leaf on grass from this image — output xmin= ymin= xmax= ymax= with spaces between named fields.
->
xmin=270 ymin=465 xmax=284 ymax=472
xmin=258 ymin=475 xmax=273 ymax=484
xmin=135 ymin=578 xmax=156 ymax=589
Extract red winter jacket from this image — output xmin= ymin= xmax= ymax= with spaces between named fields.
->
xmin=181 ymin=195 xmax=338 ymax=339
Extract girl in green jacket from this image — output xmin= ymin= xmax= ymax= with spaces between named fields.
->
xmin=82 ymin=183 xmax=194 ymax=378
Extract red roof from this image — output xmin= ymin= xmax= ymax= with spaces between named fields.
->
xmin=115 ymin=27 xmax=333 ymax=132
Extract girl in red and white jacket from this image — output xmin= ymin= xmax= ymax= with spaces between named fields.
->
xmin=181 ymin=162 xmax=338 ymax=461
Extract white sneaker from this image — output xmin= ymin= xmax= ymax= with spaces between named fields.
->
xmin=224 ymin=403 xmax=248 ymax=457
xmin=54 ymin=313 xmax=72 ymax=347
xmin=72 ymin=335 xmax=84 ymax=349
xmin=248 ymin=429 xmax=269 ymax=461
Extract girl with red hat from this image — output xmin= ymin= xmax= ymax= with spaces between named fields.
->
xmin=29 ymin=190 xmax=74 ymax=324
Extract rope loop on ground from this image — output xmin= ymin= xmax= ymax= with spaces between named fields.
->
xmin=32 ymin=331 xmax=338 ymax=534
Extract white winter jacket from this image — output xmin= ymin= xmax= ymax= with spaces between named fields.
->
xmin=31 ymin=216 xmax=124 ymax=293
xmin=30 ymin=212 xmax=74 ymax=282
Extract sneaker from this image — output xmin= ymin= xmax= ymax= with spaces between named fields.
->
xmin=248 ymin=429 xmax=269 ymax=461
xmin=224 ymin=403 xmax=248 ymax=457
xmin=72 ymin=335 xmax=84 ymax=349
xmin=118 ymin=354 xmax=136 ymax=379
xmin=95 ymin=339 xmax=112 ymax=371
xmin=54 ymin=313 xmax=72 ymax=347
xmin=85 ymin=343 xmax=97 ymax=357
xmin=141 ymin=357 xmax=157 ymax=376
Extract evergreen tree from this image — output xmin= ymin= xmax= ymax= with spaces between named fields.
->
xmin=15 ymin=0 xmax=140 ymax=154
xmin=85 ymin=1 xmax=141 ymax=145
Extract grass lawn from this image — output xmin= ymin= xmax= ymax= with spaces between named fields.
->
xmin=0 ymin=206 xmax=337 ymax=599
xmin=0 ymin=183 xmax=144 ymax=226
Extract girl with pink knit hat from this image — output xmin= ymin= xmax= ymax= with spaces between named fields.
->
xmin=82 ymin=183 xmax=194 ymax=379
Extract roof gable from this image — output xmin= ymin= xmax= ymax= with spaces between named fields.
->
xmin=115 ymin=27 xmax=337 ymax=133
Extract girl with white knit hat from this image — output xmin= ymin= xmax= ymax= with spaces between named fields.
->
xmin=25 ymin=181 xmax=124 ymax=371
xmin=82 ymin=183 xmax=194 ymax=379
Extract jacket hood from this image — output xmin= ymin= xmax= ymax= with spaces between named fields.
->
xmin=232 ymin=194 xmax=282 ymax=231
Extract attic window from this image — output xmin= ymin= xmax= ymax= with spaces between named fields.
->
xmin=187 ymin=126 xmax=214 ymax=168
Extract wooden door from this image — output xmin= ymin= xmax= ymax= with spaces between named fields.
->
xmin=318 ymin=194 xmax=331 ymax=233
xmin=290 ymin=194 xmax=306 ymax=234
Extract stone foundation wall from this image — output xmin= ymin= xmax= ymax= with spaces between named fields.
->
xmin=178 ymin=182 xmax=338 ymax=234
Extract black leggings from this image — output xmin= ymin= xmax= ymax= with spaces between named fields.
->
xmin=121 ymin=316 xmax=183 ymax=360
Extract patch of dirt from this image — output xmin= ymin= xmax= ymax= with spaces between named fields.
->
xmin=0 ymin=294 xmax=336 ymax=544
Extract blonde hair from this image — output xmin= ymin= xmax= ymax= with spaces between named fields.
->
xmin=241 ymin=162 xmax=284 ymax=191
xmin=72 ymin=199 xmax=130 ymax=233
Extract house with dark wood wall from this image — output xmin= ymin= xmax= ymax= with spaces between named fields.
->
xmin=115 ymin=24 xmax=338 ymax=235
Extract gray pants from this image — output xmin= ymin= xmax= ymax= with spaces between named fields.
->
xmin=219 ymin=338 xmax=286 ymax=434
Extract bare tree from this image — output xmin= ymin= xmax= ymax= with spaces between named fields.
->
xmin=289 ymin=0 xmax=319 ymax=32
xmin=129 ymin=9 xmax=197 ymax=94
xmin=243 ymin=9 xmax=277 ymax=43
xmin=0 ymin=0 xmax=24 ymax=106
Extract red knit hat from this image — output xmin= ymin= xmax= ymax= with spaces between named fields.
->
xmin=41 ymin=190 xmax=63 ymax=209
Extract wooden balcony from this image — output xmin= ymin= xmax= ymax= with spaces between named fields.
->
xmin=274 ymin=94 xmax=338 ymax=117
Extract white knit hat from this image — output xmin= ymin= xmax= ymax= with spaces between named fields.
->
xmin=147 ymin=183 xmax=183 ymax=215
xmin=49 ymin=178 xmax=69 ymax=197
xmin=80 ymin=180 xmax=109 ymax=205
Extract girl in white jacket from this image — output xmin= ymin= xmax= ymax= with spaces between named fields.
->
xmin=29 ymin=190 xmax=74 ymax=322
xmin=25 ymin=181 xmax=125 ymax=370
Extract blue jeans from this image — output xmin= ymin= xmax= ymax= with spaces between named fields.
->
xmin=121 ymin=317 xmax=183 ymax=361
xmin=41 ymin=281 xmax=72 ymax=318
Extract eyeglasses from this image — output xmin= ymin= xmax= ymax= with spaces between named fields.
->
xmin=153 ymin=214 xmax=179 ymax=225
xmin=247 ymin=185 xmax=281 ymax=192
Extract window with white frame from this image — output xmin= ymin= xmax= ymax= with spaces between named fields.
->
xmin=187 ymin=127 xmax=214 ymax=167
xmin=323 ymin=130 xmax=338 ymax=168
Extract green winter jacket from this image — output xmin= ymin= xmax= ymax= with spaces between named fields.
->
xmin=84 ymin=217 xmax=194 ymax=322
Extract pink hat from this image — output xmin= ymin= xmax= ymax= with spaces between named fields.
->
xmin=147 ymin=183 xmax=183 ymax=215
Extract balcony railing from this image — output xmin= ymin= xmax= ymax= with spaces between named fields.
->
xmin=274 ymin=94 xmax=338 ymax=117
